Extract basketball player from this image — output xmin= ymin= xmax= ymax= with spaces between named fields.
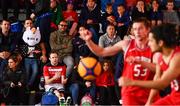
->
xmin=119 ymin=23 xmax=180 ymax=105
xmin=79 ymin=17 xmax=159 ymax=105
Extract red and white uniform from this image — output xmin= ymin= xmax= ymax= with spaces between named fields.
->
xmin=153 ymin=47 xmax=180 ymax=105
xmin=43 ymin=62 xmax=66 ymax=91
xmin=121 ymin=39 xmax=155 ymax=105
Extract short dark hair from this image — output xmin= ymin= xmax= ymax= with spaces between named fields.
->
xmin=49 ymin=50 xmax=58 ymax=57
xmin=106 ymin=3 xmax=112 ymax=8
xmin=1 ymin=19 xmax=10 ymax=25
xmin=150 ymin=23 xmax=178 ymax=48
xmin=133 ymin=17 xmax=151 ymax=28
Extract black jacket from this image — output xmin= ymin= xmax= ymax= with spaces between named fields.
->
xmin=3 ymin=67 xmax=26 ymax=87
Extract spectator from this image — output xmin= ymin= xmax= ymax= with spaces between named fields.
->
xmin=149 ymin=0 xmax=163 ymax=27
xmin=22 ymin=19 xmax=47 ymax=90
xmin=101 ymin=3 xmax=116 ymax=33
xmin=3 ymin=54 xmax=26 ymax=105
xmin=79 ymin=0 xmax=101 ymax=44
xmin=66 ymin=65 xmax=83 ymax=105
xmin=0 ymin=19 xmax=17 ymax=84
xmin=50 ymin=0 xmax=64 ymax=31
xmin=30 ymin=0 xmax=51 ymax=55
xmin=98 ymin=24 xmax=121 ymax=63
xmin=116 ymin=4 xmax=131 ymax=39
xmin=163 ymin=0 xmax=180 ymax=25
xmin=72 ymin=25 xmax=94 ymax=65
xmin=98 ymin=24 xmax=123 ymax=104
xmin=131 ymin=0 xmax=150 ymax=21
xmin=123 ymin=24 xmax=135 ymax=40
xmin=25 ymin=0 xmax=36 ymax=18
xmin=43 ymin=51 xmax=67 ymax=100
xmin=50 ymin=20 xmax=74 ymax=78
xmin=100 ymin=0 xmax=125 ymax=13
xmin=125 ymin=0 xmax=137 ymax=14
xmin=63 ymin=1 xmax=78 ymax=36
xmin=96 ymin=59 xmax=117 ymax=105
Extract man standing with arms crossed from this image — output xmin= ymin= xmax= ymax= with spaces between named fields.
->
xmin=79 ymin=17 xmax=159 ymax=105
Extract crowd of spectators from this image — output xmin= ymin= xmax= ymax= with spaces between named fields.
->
xmin=0 ymin=0 xmax=180 ymax=105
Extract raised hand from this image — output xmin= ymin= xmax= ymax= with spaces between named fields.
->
xmin=79 ymin=29 xmax=92 ymax=42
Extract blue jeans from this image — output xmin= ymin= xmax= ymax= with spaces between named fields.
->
xmin=86 ymin=83 xmax=96 ymax=102
xmin=69 ymin=83 xmax=79 ymax=104
xmin=24 ymin=58 xmax=39 ymax=85
xmin=62 ymin=55 xmax=74 ymax=78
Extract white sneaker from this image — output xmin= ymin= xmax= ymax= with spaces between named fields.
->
xmin=66 ymin=96 xmax=72 ymax=105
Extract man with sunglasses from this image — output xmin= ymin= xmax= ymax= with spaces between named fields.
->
xmin=50 ymin=20 xmax=74 ymax=79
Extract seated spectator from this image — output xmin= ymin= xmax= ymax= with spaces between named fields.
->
xmin=96 ymin=59 xmax=117 ymax=105
xmin=43 ymin=51 xmax=67 ymax=100
xmin=66 ymin=65 xmax=84 ymax=105
xmin=72 ymin=25 xmax=94 ymax=65
xmin=63 ymin=1 xmax=78 ymax=36
xmin=98 ymin=24 xmax=123 ymax=104
xmin=3 ymin=54 xmax=26 ymax=105
xmin=101 ymin=3 xmax=116 ymax=33
xmin=116 ymin=4 xmax=131 ymax=39
xmin=163 ymin=0 xmax=180 ymax=26
xmin=98 ymin=24 xmax=121 ymax=63
xmin=131 ymin=0 xmax=150 ymax=21
xmin=149 ymin=0 xmax=163 ymax=27
xmin=50 ymin=0 xmax=63 ymax=32
xmin=0 ymin=19 xmax=17 ymax=84
xmin=50 ymin=20 xmax=74 ymax=78
xmin=100 ymin=0 xmax=125 ymax=13
xmin=123 ymin=24 xmax=135 ymax=40
xmin=79 ymin=0 xmax=101 ymax=44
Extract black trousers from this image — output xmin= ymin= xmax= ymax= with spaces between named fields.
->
xmin=98 ymin=86 xmax=119 ymax=105
xmin=5 ymin=86 xmax=27 ymax=105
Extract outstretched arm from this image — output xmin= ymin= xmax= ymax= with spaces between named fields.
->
xmin=80 ymin=29 xmax=129 ymax=57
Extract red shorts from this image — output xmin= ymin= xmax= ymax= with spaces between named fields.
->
xmin=122 ymin=94 xmax=148 ymax=105
xmin=152 ymin=92 xmax=180 ymax=105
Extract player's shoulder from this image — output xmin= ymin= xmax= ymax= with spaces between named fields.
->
xmin=115 ymin=39 xmax=131 ymax=51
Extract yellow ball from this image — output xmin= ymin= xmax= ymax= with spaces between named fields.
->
xmin=78 ymin=57 xmax=102 ymax=80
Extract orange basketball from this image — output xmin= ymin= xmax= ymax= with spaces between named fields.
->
xmin=78 ymin=57 xmax=102 ymax=80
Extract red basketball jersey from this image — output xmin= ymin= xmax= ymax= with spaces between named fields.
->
xmin=152 ymin=47 xmax=180 ymax=105
xmin=121 ymin=39 xmax=154 ymax=104
xmin=158 ymin=47 xmax=180 ymax=93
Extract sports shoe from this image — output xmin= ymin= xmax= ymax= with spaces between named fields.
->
xmin=59 ymin=97 xmax=65 ymax=106
xmin=65 ymin=96 xmax=72 ymax=106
